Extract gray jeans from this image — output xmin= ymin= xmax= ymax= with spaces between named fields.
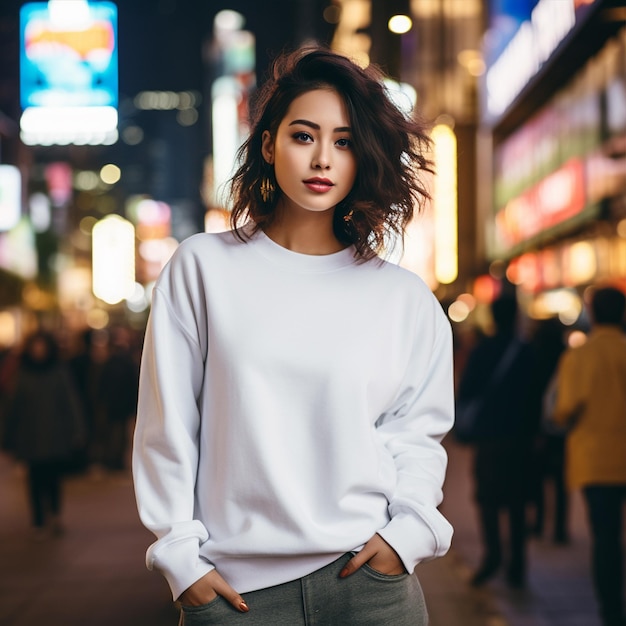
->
xmin=179 ymin=552 xmax=428 ymax=625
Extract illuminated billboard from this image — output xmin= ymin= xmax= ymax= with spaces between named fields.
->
xmin=482 ymin=0 xmax=602 ymax=121
xmin=19 ymin=1 xmax=118 ymax=145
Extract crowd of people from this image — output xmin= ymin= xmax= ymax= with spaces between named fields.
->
xmin=455 ymin=285 xmax=626 ymax=626
xmin=0 ymin=324 xmax=140 ymax=539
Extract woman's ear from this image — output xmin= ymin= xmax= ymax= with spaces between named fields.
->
xmin=261 ymin=130 xmax=274 ymax=164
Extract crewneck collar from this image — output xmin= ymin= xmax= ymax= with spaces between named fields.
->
xmin=251 ymin=227 xmax=357 ymax=273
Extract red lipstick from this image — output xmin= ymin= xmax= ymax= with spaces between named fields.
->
xmin=303 ymin=177 xmax=334 ymax=193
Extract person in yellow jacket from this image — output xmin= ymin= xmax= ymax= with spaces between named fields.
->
xmin=554 ymin=286 xmax=626 ymax=626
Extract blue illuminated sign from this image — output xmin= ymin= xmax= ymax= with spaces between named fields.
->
xmin=20 ymin=2 xmax=118 ymax=110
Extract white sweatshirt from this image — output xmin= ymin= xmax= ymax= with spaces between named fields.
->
xmin=132 ymin=227 xmax=454 ymax=600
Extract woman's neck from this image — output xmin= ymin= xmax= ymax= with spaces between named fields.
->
xmin=263 ymin=207 xmax=346 ymax=255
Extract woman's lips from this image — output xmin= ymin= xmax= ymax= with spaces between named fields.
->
xmin=303 ymin=178 xmax=334 ymax=193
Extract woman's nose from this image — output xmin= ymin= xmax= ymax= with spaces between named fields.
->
xmin=312 ymin=147 xmax=330 ymax=169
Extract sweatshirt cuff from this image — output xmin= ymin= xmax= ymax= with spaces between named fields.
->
xmin=148 ymin=537 xmax=216 ymax=601
xmin=378 ymin=511 xmax=453 ymax=573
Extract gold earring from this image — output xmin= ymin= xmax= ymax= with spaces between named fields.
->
xmin=343 ymin=209 xmax=354 ymax=223
xmin=260 ymin=176 xmax=275 ymax=203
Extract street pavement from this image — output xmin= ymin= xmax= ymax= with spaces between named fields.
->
xmin=0 ymin=437 xmax=610 ymax=626
xmin=441 ymin=441 xmax=603 ymax=626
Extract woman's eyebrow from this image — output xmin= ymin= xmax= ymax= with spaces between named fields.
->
xmin=288 ymin=119 xmax=351 ymax=133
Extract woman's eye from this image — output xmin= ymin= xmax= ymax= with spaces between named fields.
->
xmin=336 ymin=138 xmax=352 ymax=149
xmin=293 ymin=132 xmax=313 ymax=143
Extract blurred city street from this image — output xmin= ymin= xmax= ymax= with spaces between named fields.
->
xmin=0 ymin=1 xmax=625 ymax=624
xmin=0 ymin=436 xmax=608 ymax=626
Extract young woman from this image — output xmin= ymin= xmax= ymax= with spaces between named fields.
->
xmin=133 ymin=47 xmax=454 ymax=624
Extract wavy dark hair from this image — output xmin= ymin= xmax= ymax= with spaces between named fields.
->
xmin=229 ymin=47 xmax=433 ymax=260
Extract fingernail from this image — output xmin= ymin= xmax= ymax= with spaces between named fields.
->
xmin=339 ymin=567 xmax=349 ymax=578
xmin=239 ymin=600 xmax=249 ymax=612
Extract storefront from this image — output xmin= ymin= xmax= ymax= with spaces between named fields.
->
xmin=475 ymin=0 xmax=626 ymax=327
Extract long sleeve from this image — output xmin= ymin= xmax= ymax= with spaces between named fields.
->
xmin=376 ymin=300 xmax=455 ymax=571
xmin=132 ymin=284 xmax=214 ymax=600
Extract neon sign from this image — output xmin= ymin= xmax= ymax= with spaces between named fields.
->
xmin=485 ymin=0 xmax=576 ymax=118
xmin=19 ymin=1 xmax=118 ymax=145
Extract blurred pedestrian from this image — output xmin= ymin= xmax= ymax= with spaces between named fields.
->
xmin=2 ymin=330 xmax=85 ymax=539
xmin=98 ymin=326 xmax=138 ymax=471
xmin=455 ymin=293 xmax=536 ymax=588
xmin=67 ymin=328 xmax=102 ymax=471
xmin=553 ymin=286 xmax=626 ymax=626
xmin=527 ymin=317 xmax=569 ymax=544
xmin=133 ymin=47 xmax=454 ymax=624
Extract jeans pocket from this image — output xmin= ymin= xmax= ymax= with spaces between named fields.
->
xmin=180 ymin=595 xmax=230 ymax=624
xmin=360 ymin=562 xmax=409 ymax=582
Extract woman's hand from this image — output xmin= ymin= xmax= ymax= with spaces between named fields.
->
xmin=178 ymin=570 xmax=249 ymax=612
xmin=339 ymin=533 xmax=407 ymax=577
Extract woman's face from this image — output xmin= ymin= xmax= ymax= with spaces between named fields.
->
xmin=262 ymin=88 xmax=357 ymax=217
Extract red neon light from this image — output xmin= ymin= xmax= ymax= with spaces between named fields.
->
xmin=495 ymin=158 xmax=586 ymax=248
